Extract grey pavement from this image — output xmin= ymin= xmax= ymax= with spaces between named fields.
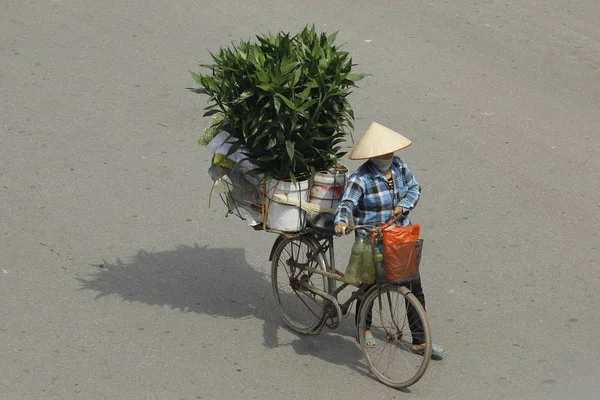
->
xmin=1 ymin=1 xmax=599 ymax=399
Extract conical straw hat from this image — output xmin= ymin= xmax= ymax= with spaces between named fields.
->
xmin=348 ymin=122 xmax=412 ymax=160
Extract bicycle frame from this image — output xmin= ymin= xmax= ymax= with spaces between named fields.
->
xmin=298 ymin=232 xmax=386 ymax=323
xmin=269 ymin=226 xmax=417 ymax=330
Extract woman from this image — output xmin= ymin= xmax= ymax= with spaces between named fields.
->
xmin=334 ymin=122 xmax=445 ymax=356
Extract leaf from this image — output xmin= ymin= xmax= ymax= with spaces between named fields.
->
xmin=292 ymin=68 xmax=302 ymax=87
xmin=327 ymin=31 xmax=339 ymax=45
xmin=330 ymin=138 xmax=346 ymax=146
xmin=187 ymin=87 xmax=208 ymax=95
xmin=318 ymin=57 xmax=328 ymax=71
xmin=310 ymin=135 xmax=334 ymax=141
xmin=203 ymin=109 xmax=221 ymax=117
xmin=303 ymin=80 xmax=320 ymax=89
xmin=238 ymin=90 xmax=254 ymax=100
xmin=296 ymin=98 xmax=317 ymax=113
xmin=190 ymin=72 xmax=204 ymax=83
xmin=256 ymin=69 xmax=270 ymax=83
xmin=275 ymin=94 xmax=296 ymax=110
xmin=281 ymin=60 xmax=299 ymax=76
xmin=257 ymin=83 xmax=275 ymax=91
xmin=256 ymin=154 xmax=277 ymax=161
xmin=266 ymin=137 xmax=277 ymax=150
xmin=345 ymin=73 xmax=368 ymax=82
xmin=299 ymin=86 xmax=313 ymax=99
xmin=273 ymin=96 xmax=281 ymax=113
xmin=285 ymin=140 xmax=295 ymax=162
xmin=203 ymin=103 xmax=221 ymax=111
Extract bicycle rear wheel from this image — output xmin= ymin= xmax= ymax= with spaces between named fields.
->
xmin=271 ymin=236 xmax=329 ymax=334
xmin=358 ymin=284 xmax=432 ymax=388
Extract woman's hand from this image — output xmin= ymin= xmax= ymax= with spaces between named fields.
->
xmin=390 ymin=206 xmax=407 ymax=220
xmin=334 ymin=223 xmax=348 ymax=235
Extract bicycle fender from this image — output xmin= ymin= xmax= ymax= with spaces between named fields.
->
xmin=268 ymin=234 xmax=286 ymax=261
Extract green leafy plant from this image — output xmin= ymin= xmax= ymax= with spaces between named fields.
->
xmin=189 ymin=25 xmax=366 ymax=181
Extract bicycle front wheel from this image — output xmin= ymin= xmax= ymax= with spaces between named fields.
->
xmin=358 ymin=284 xmax=432 ymax=388
xmin=271 ymin=235 xmax=329 ymax=335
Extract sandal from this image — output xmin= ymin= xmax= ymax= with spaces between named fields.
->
xmin=412 ymin=343 xmax=446 ymax=357
xmin=365 ymin=332 xmax=376 ymax=348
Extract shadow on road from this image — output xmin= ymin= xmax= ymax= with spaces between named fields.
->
xmin=79 ymin=244 xmax=275 ymax=320
xmin=77 ymin=244 xmax=370 ymax=376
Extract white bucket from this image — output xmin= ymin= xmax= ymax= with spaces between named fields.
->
xmin=265 ymin=178 xmax=310 ymax=232
xmin=309 ymin=167 xmax=349 ymax=212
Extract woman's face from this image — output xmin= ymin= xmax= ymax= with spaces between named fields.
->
xmin=375 ymin=152 xmax=394 ymax=160
xmin=370 ymin=152 xmax=395 ymax=173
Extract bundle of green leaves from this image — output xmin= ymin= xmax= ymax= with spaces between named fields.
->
xmin=190 ymin=26 xmax=366 ymax=182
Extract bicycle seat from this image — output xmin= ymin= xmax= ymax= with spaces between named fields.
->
xmin=310 ymin=212 xmax=336 ymax=236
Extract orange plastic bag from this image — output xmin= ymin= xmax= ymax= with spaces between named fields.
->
xmin=382 ymin=224 xmax=421 ymax=281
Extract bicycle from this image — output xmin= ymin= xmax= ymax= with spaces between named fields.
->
xmin=268 ymin=212 xmax=432 ymax=389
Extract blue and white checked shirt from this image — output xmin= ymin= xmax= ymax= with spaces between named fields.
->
xmin=335 ymin=157 xmax=421 ymax=229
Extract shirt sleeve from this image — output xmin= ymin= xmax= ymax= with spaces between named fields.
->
xmin=334 ymin=175 xmax=364 ymax=225
xmin=396 ymin=162 xmax=421 ymax=211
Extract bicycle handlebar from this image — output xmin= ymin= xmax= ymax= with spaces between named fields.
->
xmin=340 ymin=213 xmax=404 ymax=236
xmin=345 ymin=224 xmax=379 ymax=234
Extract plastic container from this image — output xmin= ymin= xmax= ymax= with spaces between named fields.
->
xmin=308 ymin=166 xmax=349 ymax=212
xmin=264 ymin=178 xmax=310 ymax=232
xmin=371 ymin=235 xmax=385 ymax=282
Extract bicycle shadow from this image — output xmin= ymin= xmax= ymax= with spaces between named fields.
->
xmin=78 ymin=244 xmax=275 ymax=323
xmin=77 ymin=244 xmax=375 ymax=379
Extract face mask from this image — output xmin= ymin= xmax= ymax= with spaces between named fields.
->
xmin=370 ymin=156 xmax=394 ymax=172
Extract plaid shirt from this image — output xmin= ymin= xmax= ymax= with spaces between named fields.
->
xmin=335 ymin=157 xmax=421 ymax=228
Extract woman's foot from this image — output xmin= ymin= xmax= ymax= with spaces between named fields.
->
xmin=365 ymin=330 xmax=376 ymax=348
xmin=412 ymin=343 xmax=446 ymax=357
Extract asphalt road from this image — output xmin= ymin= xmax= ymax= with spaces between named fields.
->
xmin=1 ymin=1 xmax=599 ymax=399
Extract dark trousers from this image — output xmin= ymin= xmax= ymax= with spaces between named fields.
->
xmin=355 ymin=276 xmax=427 ymax=345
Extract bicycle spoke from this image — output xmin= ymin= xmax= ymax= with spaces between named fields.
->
xmin=272 ymin=236 xmax=329 ymax=334
xmin=292 ymin=288 xmax=322 ymax=319
xmin=360 ymin=285 xmax=431 ymax=389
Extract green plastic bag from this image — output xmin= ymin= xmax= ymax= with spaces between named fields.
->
xmin=344 ymin=237 xmax=365 ymax=284
xmin=359 ymin=239 xmax=376 ymax=284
